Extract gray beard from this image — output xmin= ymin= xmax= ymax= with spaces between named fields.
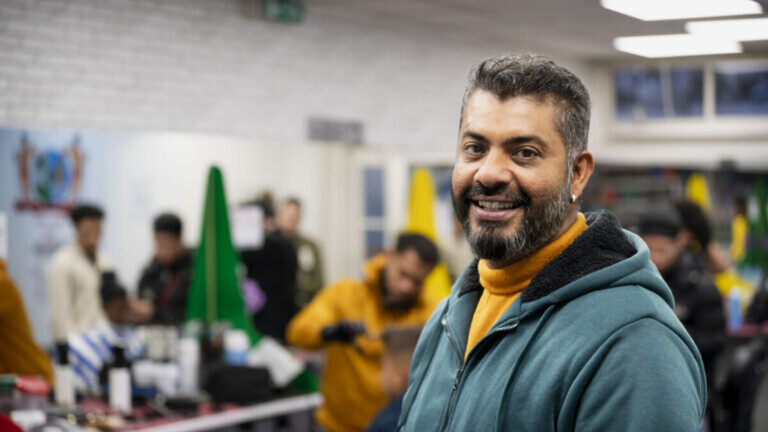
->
xmin=464 ymin=179 xmax=572 ymax=267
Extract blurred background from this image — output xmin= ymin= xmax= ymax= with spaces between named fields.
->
xmin=1 ymin=0 xmax=768 ymax=431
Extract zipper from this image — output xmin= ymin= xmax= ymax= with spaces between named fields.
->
xmin=440 ymin=318 xmax=520 ymax=432
xmin=440 ymin=316 xmax=465 ymax=432
xmin=482 ymin=321 xmax=520 ymax=342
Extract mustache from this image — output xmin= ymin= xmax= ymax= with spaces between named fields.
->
xmin=461 ymin=183 xmax=532 ymax=208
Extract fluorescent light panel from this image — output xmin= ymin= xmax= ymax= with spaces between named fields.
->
xmin=686 ymin=18 xmax=768 ymax=41
xmin=601 ymin=0 xmax=763 ymax=21
xmin=614 ymin=34 xmax=742 ymax=58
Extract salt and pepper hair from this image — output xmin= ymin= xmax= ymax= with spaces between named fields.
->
xmin=460 ymin=53 xmax=591 ymax=166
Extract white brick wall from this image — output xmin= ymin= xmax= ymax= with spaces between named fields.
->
xmin=0 ymin=0 xmax=580 ymax=149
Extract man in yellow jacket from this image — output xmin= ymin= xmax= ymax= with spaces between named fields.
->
xmin=286 ymin=233 xmax=440 ymax=432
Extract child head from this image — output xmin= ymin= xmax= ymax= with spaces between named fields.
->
xmin=380 ymin=325 xmax=422 ymax=399
xmin=101 ymin=272 xmax=129 ymax=325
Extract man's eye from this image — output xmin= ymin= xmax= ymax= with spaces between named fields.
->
xmin=517 ymin=149 xmax=537 ymax=158
xmin=465 ymin=144 xmax=484 ymax=154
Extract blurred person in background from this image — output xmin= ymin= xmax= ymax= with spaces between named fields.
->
xmin=48 ymin=204 xmax=113 ymax=341
xmin=68 ymin=272 xmax=145 ymax=392
xmin=399 ymin=54 xmax=705 ymax=431
xmin=640 ymin=211 xmax=726 ymax=394
xmin=365 ymin=325 xmax=422 ymax=432
xmin=275 ymin=197 xmax=325 ymax=307
xmin=0 ymin=257 xmax=53 ymax=384
xmin=241 ymin=196 xmax=298 ymax=343
xmin=676 ymin=199 xmax=731 ymax=274
xmin=730 ymin=195 xmax=749 ymax=263
xmin=286 ymin=233 xmax=439 ymax=432
xmin=138 ymin=213 xmax=193 ymax=325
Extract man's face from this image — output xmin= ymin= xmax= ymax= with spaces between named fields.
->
xmin=643 ymin=234 xmax=681 ymax=275
xmin=452 ymin=91 xmax=573 ymax=266
xmin=76 ymin=218 xmax=102 ymax=252
xmin=383 ymin=249 xmax=433 ymax=310
xmin=276 ymin=203 xmax=301 ymax=237
xmin=154 ymin=232 xmax=183 ymax=266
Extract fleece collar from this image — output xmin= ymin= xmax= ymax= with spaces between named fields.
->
xmin=458 ymin=210 xmax=637 ymax=303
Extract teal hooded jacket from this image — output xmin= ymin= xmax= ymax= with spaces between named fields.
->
xmin=399 ymin=211 xmax=706 ymax=431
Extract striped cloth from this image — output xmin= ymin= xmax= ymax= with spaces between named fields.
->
xmin=66 ymin=321 xmax=143 ymax=392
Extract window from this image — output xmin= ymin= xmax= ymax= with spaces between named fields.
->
xmin=364 ymin=168 xmax=384 ymax=218
xmin=715 ymin=66 xmax=768 ymax=116
xmin=615 ymin=67 xmax=704 ymax=121
xmin=616 ymin=68 xmax=663 ymax=120
xmin=365 ymin=230 xmax=385 ymax=259
xmin=363 ymin=167 xmax=385 ymax=258
xmin=670 ymin=68 xmax=704 ymax=117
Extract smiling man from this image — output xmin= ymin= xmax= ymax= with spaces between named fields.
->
xmin=397 ymin=54 xmax=706 ymax=431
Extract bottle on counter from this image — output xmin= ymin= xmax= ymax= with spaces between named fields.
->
xmin=178 ymin=337 xmax=200 ymax=395
xmin=53 ymin=342 xmax=75 ymax=407
xmin=108 ymin=346 xmax=131 ymax=415
xmin=224 ymin=329 xmax=249 ymax=366
xmin=728 ymin=289 xmax=743 ymax=332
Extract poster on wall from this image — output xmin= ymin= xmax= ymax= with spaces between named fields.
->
xmin=0 ymin=129 xmax=117 ymax=346
xmin=14 ymin=134 xmax=86 ymax=210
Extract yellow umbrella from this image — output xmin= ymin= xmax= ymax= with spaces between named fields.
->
xmin=406 ymin=168 xmax=452 ymax=300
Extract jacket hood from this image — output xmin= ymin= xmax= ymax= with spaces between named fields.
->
xmin=454 ymin=210 xmax=674 ymax=320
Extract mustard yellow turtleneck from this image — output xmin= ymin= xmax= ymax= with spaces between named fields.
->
xmin=465 ymin=213 xmax=587 ymax=358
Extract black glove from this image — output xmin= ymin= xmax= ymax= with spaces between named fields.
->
xmin=321 ymin=321 xmax=366 ymax=343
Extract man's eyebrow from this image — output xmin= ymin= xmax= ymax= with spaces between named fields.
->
xmin=502 ymin=135 xmax=548 ymax=149
xmin=462 ymin=131 xmax=490 ymax=143
xmin=464 ymin=130 xmax=549 ymax=149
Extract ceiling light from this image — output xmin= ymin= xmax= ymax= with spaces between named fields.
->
xmin=686 ymin=18 xmax=768 ymax=41
xmin=601 ymin=0 xmax=763 ymax=21
xmin=613 ymin=34 xmax=742 ymax=58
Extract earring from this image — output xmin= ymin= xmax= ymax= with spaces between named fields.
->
xmin=570 ymin=194 xmax=577 ymax=203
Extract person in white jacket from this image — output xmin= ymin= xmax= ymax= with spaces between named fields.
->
xmin=48 ymin=204 xmax=112 ymax=341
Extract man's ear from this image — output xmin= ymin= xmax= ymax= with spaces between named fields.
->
xmin=570 ymin=150 xmax=595 ymax=200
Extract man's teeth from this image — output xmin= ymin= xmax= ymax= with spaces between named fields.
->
xmin=477 ymin=200 xmax=517 ymax=210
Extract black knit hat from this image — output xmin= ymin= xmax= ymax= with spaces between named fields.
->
xmin=639 ymin=210 xmax=681 ymax=239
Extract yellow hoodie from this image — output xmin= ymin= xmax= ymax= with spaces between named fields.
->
xmin=286 ymin=254 xmax=439 ymax=432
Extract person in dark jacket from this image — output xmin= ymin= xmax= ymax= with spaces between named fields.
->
xmin=240 ymin=199 xmax=299 ymax=343
xmin=640 ymin=211 xmax=726 ymax=389
xmin=675 ymin=199 xmax=732 ymax=274
xmin=138 ymin=213 xmax=193 ymax=325
xmin=747 ymin=276 xmax=768 ymax=323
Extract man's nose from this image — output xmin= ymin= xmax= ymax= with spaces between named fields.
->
xmin=475 ymin=147 xmax=513 ymax=189
xmin=401 ymin=279 xmax=419 ymax=295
